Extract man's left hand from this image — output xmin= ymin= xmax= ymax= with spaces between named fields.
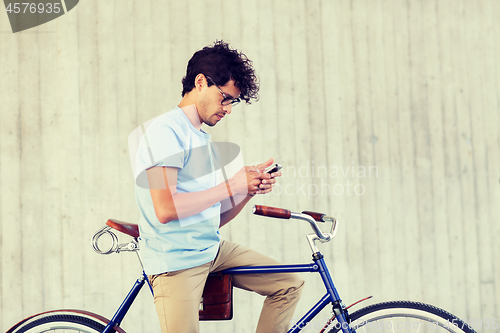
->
xmin=254 ymin=158 xmax=282 ymax=195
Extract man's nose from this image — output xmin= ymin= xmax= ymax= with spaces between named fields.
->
xmin=222 ymin=104 xmax=232 ymax=114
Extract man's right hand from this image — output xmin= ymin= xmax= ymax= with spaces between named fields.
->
xmin=229 ymin=165 xmax=276 ymax=196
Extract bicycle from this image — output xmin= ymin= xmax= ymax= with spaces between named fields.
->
xmin=6 ymin=205 xmax=477 ymax=333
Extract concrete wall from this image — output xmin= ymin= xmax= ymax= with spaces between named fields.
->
xmin=1 ymin=0 xmax=498 ymax=332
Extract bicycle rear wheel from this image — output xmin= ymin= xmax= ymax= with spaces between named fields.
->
xmin=324 ymin=301 xmax=477 ymax=333
xmin=6 ymin=310 xmax=120 ymax=333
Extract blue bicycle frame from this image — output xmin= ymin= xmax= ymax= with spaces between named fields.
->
xmin=222 ymin=254 xmax=351 ymax=333
xmin=100 ymin=252 xmax=353 ymax=333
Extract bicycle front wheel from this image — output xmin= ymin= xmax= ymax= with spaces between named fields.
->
xmin=6 ymin=310 xmax=122 ymax=333
xmin=324 ymin=301 xmax=477 ymax=333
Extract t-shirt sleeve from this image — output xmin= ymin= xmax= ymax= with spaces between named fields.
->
xmin=147 ymin=123 xmax=185 ymax=169
xmin=134 ymin=122 xmax=185 ymax=186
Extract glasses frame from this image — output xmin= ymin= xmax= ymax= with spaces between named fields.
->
xmin=205 ymin=75 xmax=241 ymax=106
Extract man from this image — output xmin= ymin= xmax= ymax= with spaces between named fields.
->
xmin=133 ymin=40 xmax=304 ymax=333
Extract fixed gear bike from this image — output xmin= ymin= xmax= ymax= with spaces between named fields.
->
xmin=7 ymin=205 xmax=477 ymax=333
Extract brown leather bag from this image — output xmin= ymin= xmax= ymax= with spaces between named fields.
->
xmin=199 ymin=273 xmax=233 ymax=320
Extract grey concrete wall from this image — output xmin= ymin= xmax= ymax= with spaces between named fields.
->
xmin=1 ymin=0 xmax=498 ymax=332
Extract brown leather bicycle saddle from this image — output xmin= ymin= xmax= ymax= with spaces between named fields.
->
xmin=106 ymin=219 xmax=140 ymax=239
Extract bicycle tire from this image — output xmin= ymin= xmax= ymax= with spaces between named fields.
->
xmin=7 ymin=312 xmax=109 ymax=333
xmin=323 ymin=300 xmax=477 ymax=333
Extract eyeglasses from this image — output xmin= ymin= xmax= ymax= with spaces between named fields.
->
xmin=205 ymin=76 xmax=241 ymax=106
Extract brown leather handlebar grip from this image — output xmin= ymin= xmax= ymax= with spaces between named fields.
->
xmin=252 ymin=205 xmax=291 ymax=219
xmin=302 ymin=211 xmax=325 ymax=222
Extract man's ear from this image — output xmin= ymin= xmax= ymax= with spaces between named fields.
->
xmin=194 ymin=73 xmax=207 ymax=91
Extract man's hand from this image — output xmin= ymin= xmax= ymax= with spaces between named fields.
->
xmin=254 ymin=158 xmax=282 ymax=195
xmin=220 ymin=158 xmax=282 ymax=227
xmin=228 ymin=158 xmax=282 ymax=196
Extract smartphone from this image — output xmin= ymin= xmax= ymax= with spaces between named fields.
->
xmin=265 ymin=163 xmax=282 ymax=174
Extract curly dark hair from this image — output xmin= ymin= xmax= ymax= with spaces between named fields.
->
xmin=181 ymin=40 xmax=259 ymax=104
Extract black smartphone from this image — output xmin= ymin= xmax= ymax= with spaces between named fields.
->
xmin=264 ymin=163 xmax=282 ymax=174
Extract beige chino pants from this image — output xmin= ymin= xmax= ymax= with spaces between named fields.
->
xmin=148 ymin=240 xmax=305 ymax=333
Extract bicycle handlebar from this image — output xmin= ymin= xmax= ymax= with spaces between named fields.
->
xmin=252 ymin=205 xmax=291 ymax=219
xmin=301 ymin=211 xmax=326 ymax=222
xmin=252 ymin=205 xmax=337 ymax=242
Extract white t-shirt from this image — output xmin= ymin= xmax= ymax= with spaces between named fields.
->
xmin=133 ymin=107 xmax=222 ymax=275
